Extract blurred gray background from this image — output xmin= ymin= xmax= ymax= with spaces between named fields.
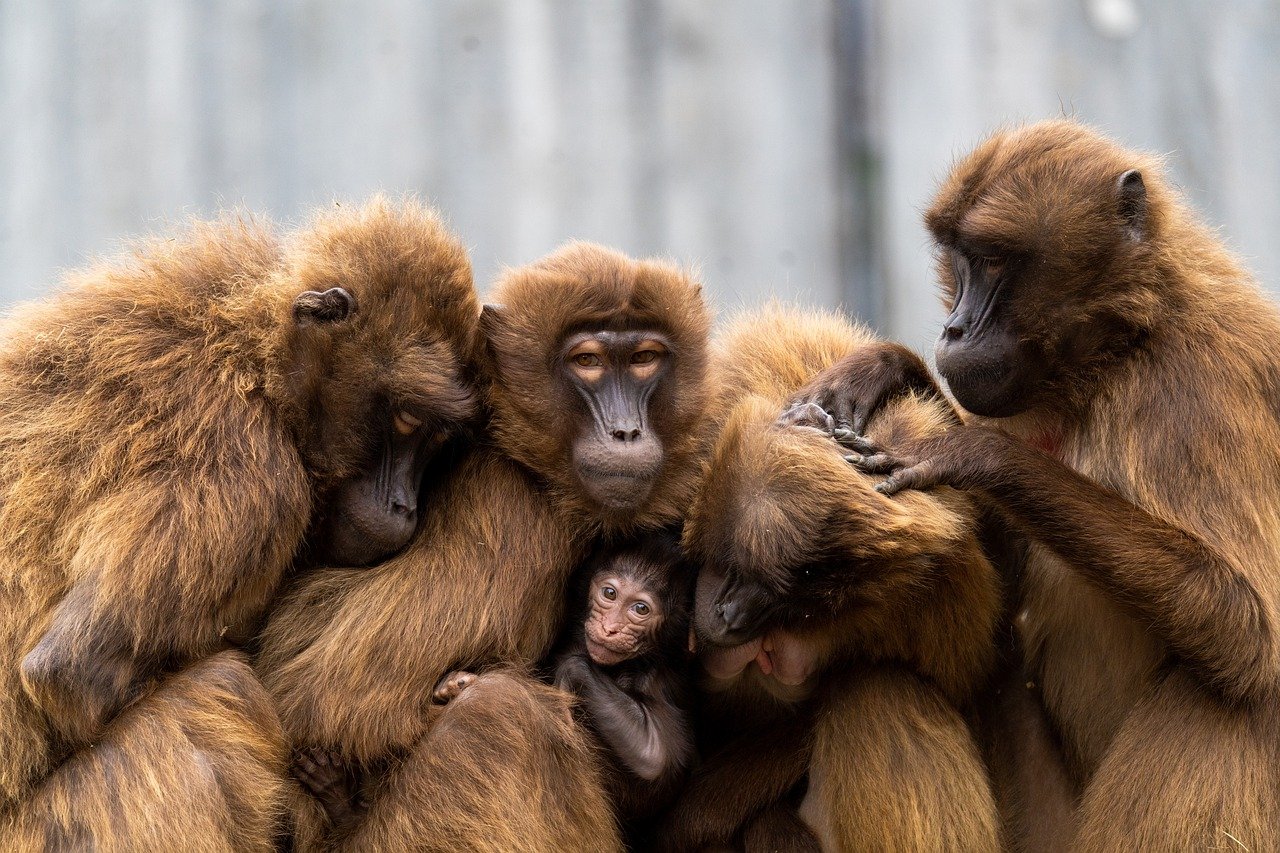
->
xmin=2 ymin=0 xmax=1277 ymax=353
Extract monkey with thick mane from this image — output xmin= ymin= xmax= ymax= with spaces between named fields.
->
xmin=842 ymin=120 xmax=1280 ymax=850
xmin=255 ymin=243 xmax=713 ymax=851
xmin=0 ymin=198 xmax=482 ymax=849
xmin=656 ymin=305 xmax=1003 ymax=851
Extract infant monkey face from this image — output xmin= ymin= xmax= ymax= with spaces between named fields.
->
xmin=585 ymin=572 xmax=662 ymax=665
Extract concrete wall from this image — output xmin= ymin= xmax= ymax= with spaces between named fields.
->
xmin=2 ymin=0 xmax=1277 ymax=351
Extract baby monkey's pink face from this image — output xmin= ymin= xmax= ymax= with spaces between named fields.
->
xmin=585 ymin=572 xmax=663 ymax=665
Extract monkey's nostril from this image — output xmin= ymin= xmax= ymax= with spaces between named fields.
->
xmin=943 ymin=323 xmax=965 ymax=342
xmin=391 ymin=501 xmax=414 ymax=517
xmin=611 ymin=428 xmax=642 ymax=443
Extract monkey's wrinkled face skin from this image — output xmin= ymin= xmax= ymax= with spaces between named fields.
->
xmin=934 ymin=249 xmax=1049 ymax=418
xmin=318 ymin=411 xmax=453 ymax=567
xmin=585 ymin=573 xmax=662 ymax=665
xmin=562 ymin=329 xmax=671 ymax=510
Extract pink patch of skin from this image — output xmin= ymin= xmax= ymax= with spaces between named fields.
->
xmin=702 ymin=630 xmax=818 ymax=686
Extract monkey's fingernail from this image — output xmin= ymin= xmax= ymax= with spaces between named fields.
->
xmin=844 ymin=454 xmax=862 ymax=464
xmin=875 ymin=481 xmax=891 ymax=494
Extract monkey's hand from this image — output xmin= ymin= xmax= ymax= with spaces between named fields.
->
xmin=431 ymin=670 xmax=477 ymax=705
xmin=845 ymin=425 xmax=1005 ymax=496
xmin=553 ymin=654 xmax=593 ymax=695
xmin=293 ymin=747 xmax=364 ymax=830
xmin=786 ymin=341 xmax=941 ymax=436
xmin=20 ymin=575 xmax=145 ymax=747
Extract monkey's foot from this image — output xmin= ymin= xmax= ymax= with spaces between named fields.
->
xmin=293 ymin=747 xmax=361 ymax=827
xmin=432 ymin=670 xmax=477 ymax=704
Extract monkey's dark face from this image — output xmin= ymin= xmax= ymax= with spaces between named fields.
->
xmin=928 ymin=123 xmax=1157 ymax=419
xmin=317 ymin=411 xmax=455 ymax=567
xmin=287 ymin=286 xmax=479 ymax=567
xmin=561 ymin=329 xmax=671 ymax=510
xmin=584 ymin=571 xmax=662 ymax=665
xmin=933 ymin=249 xmax=1051 ymax=417
xmin=694 ymin=565 xmax=783 ymax=648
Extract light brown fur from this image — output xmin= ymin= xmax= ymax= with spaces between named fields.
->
xmin=0 ymin=197 xmax=480 ymax=848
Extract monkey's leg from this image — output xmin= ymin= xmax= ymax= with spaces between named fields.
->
xmin=0 ymin=649 xmax=289 ymax=852
xmin=339 ymin=670 xmax=621 ymax=853
xmin=800 ymin=668 xmax=1001 ymax=853
xmin=1072 ymin=670 xmax=1280 ymax=853
xmin=976 ymin=666 xmax=1079 ymax=853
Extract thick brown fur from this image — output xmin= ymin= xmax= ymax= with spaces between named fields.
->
xmin=911 ymin=120 xmax=1280 ymax=850
xmin=0 ymin=197 xmax=480 ymax=848
xmin=255 ymin=243 xmax=711 ymax=851
xmin=661 ymin=305 xmax=1002 ymax=851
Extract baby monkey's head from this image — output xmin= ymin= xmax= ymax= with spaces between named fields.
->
xmin=581 ymin=535 xmax=691 ymax=666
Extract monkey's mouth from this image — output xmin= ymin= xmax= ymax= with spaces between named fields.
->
xmin=586 ymin=638 xmax=635 ymax=666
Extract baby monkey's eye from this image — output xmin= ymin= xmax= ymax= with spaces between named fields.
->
xmin=573 ymin=353 xmax=604 ymax=368
xmin=394 ymin=410 xmax=423 ymax=435
xmin=602 ymin=586 xmax=617 ymax=601
xmin=632 ymin=601 xmax=650 ymax=616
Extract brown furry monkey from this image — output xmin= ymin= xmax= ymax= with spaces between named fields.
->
xmin=0 ymin=198 xmax=481 ymax=849
xmin=846 ymin=120 xmax=1280 ymax=850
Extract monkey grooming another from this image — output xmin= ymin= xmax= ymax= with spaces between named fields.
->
xmin=551 ymin=535 xmax=695 ymax=824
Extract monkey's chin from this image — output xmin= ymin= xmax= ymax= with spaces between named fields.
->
xmin=576 ymin=470 xmax=657 ymax=510
xmin=586 ymin=639 xmax=634 ymax=667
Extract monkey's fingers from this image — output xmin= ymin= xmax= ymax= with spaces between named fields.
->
xmin=833 ymin=431 xmax=878 ymax=454
xmin=829 ymin=394 xmax=856 ymax=435
xmin=845 ymin=452 xmax=905 ymax=475
xmin=875 ymin=461 xmax=939 ymax=496
xmin=776 ymin=401 xmax=834 ymax=434
xmin=851 ymin=392 xmax=889 ymax=437
xmin=431 ymin=670 xmax=477 ymax=704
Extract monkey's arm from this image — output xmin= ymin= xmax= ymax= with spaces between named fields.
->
xmin=557 ymin=655 xmax=690 ymax=784
xmin=787 ymin=340 xmax=949 ymax=435
xmin=859 ymin=426 xmax=1278 ymax=703
xmin=22 ymin=450 xmax=309 ymax=746
xmin=656 ymin=715 xmax=811 ymax=852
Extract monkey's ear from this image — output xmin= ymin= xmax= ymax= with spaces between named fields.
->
xmin=293 ymin=287 xmax=357 ymax=326
xmin=1117 ymin=169 xmax=1147 ymax=242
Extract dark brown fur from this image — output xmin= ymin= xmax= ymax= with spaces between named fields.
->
xmin=660 ymin=306 xmax=1003 ymax=851
xmin=882 ymin=120 xmax=1280 ymax=850
xmin=254 ymin=243 xmax=712 ymax=851
xmin=0 ymin=198 xmax=480 ymax=849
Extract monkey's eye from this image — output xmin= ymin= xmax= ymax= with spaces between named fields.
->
xmin=979 ymin=255 xmax=1006 ymax=276
xmin=632 ymin=601 xmax=650 ymax=617
xmin=631 ymin=349 xmax=659 ymax=365
xmin=394 ymin=410 xmax=423 ymax=435
xmin=602 ymin=586 xmax=617 ymax=601
xmin=573 ymin=353 xmax=604 ymax=368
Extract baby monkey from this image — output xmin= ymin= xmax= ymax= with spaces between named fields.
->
xmin=551 ymin=534 xmax=695 ymax=822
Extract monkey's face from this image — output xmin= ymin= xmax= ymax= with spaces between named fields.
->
xmin=927 ymin=122 xmax=1157 ymax=419
xmin=288 ymin=288 xmax=478 ymax=567
xmin=278 ymin=205 xmax=482 ymax=568
xmin=932 ymin=249 xmax=1052 ymax=418
xmin=585 ymin=571 xmax=662 ymax=665
xmin=560 ymin=329 xmax=671 ymax=510
xmin=694 ymin=564 xmax=787 ymax=648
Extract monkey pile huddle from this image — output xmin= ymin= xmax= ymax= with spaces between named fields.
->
xmin=1 ymin=120 xmax=1278 ymax=853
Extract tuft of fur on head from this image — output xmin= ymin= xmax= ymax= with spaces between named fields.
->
xmin=483 ymin=242 xmax=712 ymax=535
xmin=265 ymin=196 xmax=482 ymax=485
